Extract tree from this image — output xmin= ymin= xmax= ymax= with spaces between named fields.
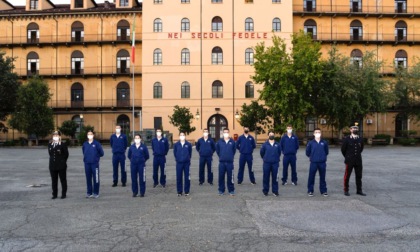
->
xmin=316 ymin=48 xmax=389 ymax=136
xmin=0 ymin=52 xmax=20 ymax=133
xmin=238 ymin=101 xmax=271 ymax=142
xmin=393 ymin=59 xmax=420 ymax=122
xmin=253 ymin=32 xmax=323 ymax=132
xmin=168 ymin=105 xmax=196 ymax=135
xmin=8 ymin=76 xmax=54 ymax=145
xmin=77 ymin=124 xmax=95 ymax=145
xmin=59 ymin=120 xmax=78 ymax=139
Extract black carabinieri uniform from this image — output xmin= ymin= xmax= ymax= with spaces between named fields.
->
xmin=341 ymin=135 xmax=364 ymax=194
xmin=48 ymin=142 xmax=69 ymax=198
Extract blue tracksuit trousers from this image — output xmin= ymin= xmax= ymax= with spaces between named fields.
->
xmin=282 ymin=154 xmax=297 ymax=183
xmin=199 ymin=156 xmax=213 ymax=184
xmin=307 ymin=162 xmax=327 ymax=194
xmin=238 ymin=154 xmax=255 ymax=184
xmin=263 ymin=162 xmax=279 ymax=194
xmin=131 ymin=163 xmax=146 ymax=196
xmin=218 ymin=162 xmax=235 ymax=194
xmin=84 ymin=163 xmax=100 ymax=195
xmin=153 ymin=156 xmax=166 ymax=186
xmin=176 ymin=162 xmax=191 ymax=194
xmin=112 ymin=153 xmax=126 ymax=184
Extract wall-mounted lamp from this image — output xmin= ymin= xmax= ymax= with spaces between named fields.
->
xmin=320 ymin=118 xmax=326 ymax=125
xmin=366 ymin=119 xmax=373 ymax=125
xmin=235 ymin=109 xmax=240 ymax=119
xmin=80 ymin=114 xmax=84 ymax=119
xmin=195 ymin=109 xmax=200 ymax=120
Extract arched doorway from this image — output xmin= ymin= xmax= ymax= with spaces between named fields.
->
xmin=395 ymin=113 xmax=407 ymax=137
xmin=117 ymin=114 xmax=130 ymax=135
xmin=207 ymin=114 xmax=228 ymax=141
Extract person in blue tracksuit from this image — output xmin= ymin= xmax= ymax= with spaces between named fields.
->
xmin=82 ymin=130 xmax=104 ymax=198
xmin=260 ymin=131 xmax=282 ymax=196
xmin=151 ymin=128 xmax=169 ymax=188
xmin=173 ymin=132 xmax=193 ymax=196
xmin=236 ymin=127 xmax=257 ymax=185
xmin=216 ymin=128 xmax=237 ymax=196
xmin=110 ymin=125 xmax=128 ymax=187
xmin=196 ymin=128 xmax=216 ymax=185
xmin=280 ymin=124 xmax=300 ymax=186
xmin=306 ymin=128 xmax=329 ymax=197
xmin=128 ymin=134 xmax=149 ymax=198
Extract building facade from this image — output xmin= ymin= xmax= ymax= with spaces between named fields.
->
xmin=0 ymin=0 xmax=142 ymax=141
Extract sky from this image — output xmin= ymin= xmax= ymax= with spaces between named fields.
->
xmin=9 ymin=0 xmax=142 ymax=6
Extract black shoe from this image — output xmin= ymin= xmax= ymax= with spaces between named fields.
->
xmin=51 ymin=196 xmax=57 ymax=199
xmin=153 ymin=184 xmax=158 ymax=188
xmin=185 ymin=193 xmax=189 ymax=196
xmin=162 ymin=184 xmax=166 ymax=188
xmin=177 ymin=193 xmax=182 ymax=197
xmin=251 ymin=182 xmax=257 ymax=185
xmin=273 ymin=192 xmax=279 ymax=197
xmin=140 ymin=194 xmax=144 ymax=197
xmin=132 ymin=194 xmax=137 ymax=197
xmin=209 ymin=182 xmax=213 ymax=186
xmin=199 ymin=183 xmax=203 ymax=186
xmin=357 ymin=191 xmax=366 ymax=196
xmin=344 ymin=191 xmax=350 ymax=196
xmin=112 ymin=183 xmax=117 ymax=187
xmin=282 ymin=181 xmax=287 ymax=186
xmin=237 ymin=182 xmax=242 ymax=185
xmin=122 ymin=184 xmax=126 ymax=187
xmin=60 ymin=195 xmax=66 ymax=199
xmin=262 ymin=190 xmax=268 ymax=196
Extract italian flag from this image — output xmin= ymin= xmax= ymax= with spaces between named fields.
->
xmin=131 ymin=14 xmax=136 ymax=64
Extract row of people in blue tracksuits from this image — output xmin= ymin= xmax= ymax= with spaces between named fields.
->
xmin=81 ymin=127 xmax=330 ymax=199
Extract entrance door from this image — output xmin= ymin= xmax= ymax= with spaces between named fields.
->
xmin=207 ymin=114 xmax=228 ymax=141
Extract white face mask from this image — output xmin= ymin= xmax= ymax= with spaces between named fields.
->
xmin=156 ymin=132 xmax=162 ymax=137
xmin=87 ymin=135 xmax=94 ymax=140
xmin=203 ymin=132 xmax=209 ymax=137
xmin=180 ymin=136 xmax=186 ymax=141
xmin=287 ymin=129 xmax=292 ymax=134
xmin=223 ymin=133 xmax=229 ymax=138
xmin=134 ymin=139 xmax=141 ymax=144
xmin=314 ymin=133 xmax=321 ymax=139
xmin=116 ymin=129 xmax=121 ymax=134
xmin=53 ymin=136 xmax=59 ymax=142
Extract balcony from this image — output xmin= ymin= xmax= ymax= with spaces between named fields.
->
xmin=308 ymin=32 xmax=420 ymax=45
xmin=49 ymin=99 xmax=142 ymax=111
xmin=14 ymin=66 xmax=139 ymax=79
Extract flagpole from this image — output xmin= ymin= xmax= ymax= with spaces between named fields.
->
xmin=131 ymin=14 xmax=136 ymax=141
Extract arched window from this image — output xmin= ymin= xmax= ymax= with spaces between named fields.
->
xmin=272 ymin=18 xmax=281 ymax=32
xmin=181 ymin=81 xmax=190 ymax=98
xmin=350 ymin=20 xmax=363 ymax=41
xmin=117 ymin=82 xmax=130 ymax=107
xmin=71 ymin=21 xmax=84 ymax=42
xmin=212 ymin=47 xmax=223 ymax=65
xmin=350 ymin=0 xmax=362 ymax=12
xmin=117 ymin=114 xmax=130 ymax=134
xmin=71 ymin=83 xmax=84 ymax=108
xmin=71 ymin=51 xmax=84 ymax=75
xmin=350 ymin=49 xmax=363 ymax=68
xmin=181 ymin=48 xmax=190 ymax=65
xmin=117 ymin=49 xmax=130 ymax=73
xmin=395 ymin=20 xmax=407 ymax=41
xmin=395 ymin=0 xmax=407 ymax=13
xmin=181 ymin=18 xmax=190 ymax=32
xmin=245 ymin=81 xmax=254 ymax=98
xmin=154 ymin=18 xmax=162 ymax=32
xmin=245 ymin=48 xmax=254 ymax=65
xmin=154 ymin=82 xmax=162 ymax=98
xmin=304 ymin=0 xmax=316 ymax=12
xmin=395 ymin=50 xmax=407 ymax=69
xmin=304 ymin=19 xmax=317 ymax=39
xmin=245 ymin=17 xmax=254 ymax=32
xmin=117 ymin=19 xmax=130 ymax=41
xmin=27 ymin=22 xmax=39 ymax=43
xmin=212 ymin=16 xmax=223 ymax=32
xmin=27 ymin=52 xmax=39 ymax=76
xmin=212 ymin=80 xmax=223 ymax=98
xmin=153 ymin=49 xmax=162 ymax=65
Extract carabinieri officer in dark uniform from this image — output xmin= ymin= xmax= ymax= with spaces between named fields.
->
xmin=341 ymin=123 xmax=366 ymax=196
xmin=48 ymin=131 xmax=69 ymax=199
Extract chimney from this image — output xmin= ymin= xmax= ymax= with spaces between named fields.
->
xmin=104 ymin=1 xmax=110 ymax=8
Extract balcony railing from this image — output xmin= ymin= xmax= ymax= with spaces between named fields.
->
xmin=307 ymin=32 xmax=420 ymax=43
xmin=293 ymin=4 xmax=420 ymax=14
xmin=49 ymin=99 xmax=142 ymax=109
xmin=0 ymin=32 xmax=140 ymax=46
xmin=15 ymin=66 xmax=137 ymax=77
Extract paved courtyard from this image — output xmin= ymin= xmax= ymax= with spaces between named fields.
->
xmin=0 ymin=145 xmax=419 ymax=251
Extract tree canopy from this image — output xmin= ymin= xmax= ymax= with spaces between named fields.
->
xmin=0 ymin=52 xmax=20 ymax=133
xmin=168 ymin=105 xmax=196 ymax=135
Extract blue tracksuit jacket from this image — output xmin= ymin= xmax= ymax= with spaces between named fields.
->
xmin=128 ymin=143 xmax=150 ymax=164
xmin=216 ymin=138 xmax=236 ymax=162
xmin=152 ymin=137 xmax=169 ymax=156
xmin=236 ymin=134 xmax=256 ymax=154
xmin=196 ymin=137 xmax=216 ymax=157
xmin=110 ymin=133 xmax=128 ymax=154
xmin=280 ymin=134 xmax=299 ymax=155
xmin=260 ymin=140 xmax=282 ymax=163
xmin=306 ymin=139 xmax=329 ymax=163
xmin=82 ymin=140 xmax=104 ymax=163
xmin=174 ymin=141 xmax=192 ymax=163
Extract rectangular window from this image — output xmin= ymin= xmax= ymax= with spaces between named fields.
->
xmin=212 ymin=86 xmax=223 ymax=98
xmin=181 ymin=86 xmax=190 ymax=98
xmin=30 ymin=0 xmax=38 ymax=9
xmin=395 ymin=0 xmax=407 ymax=13
xmin=154 ymin=0 xmax=162 ymax=3
xmin=272 ymin=0 xmax=281 ymax=2
xmin=245 ymin=85 xmax=254 ymax=98
xmin=154 ymin=86 xmax=162 ymax=98
xmin=181 ymin=52 xmax=190 ymax=65
xmin=75 ymin=0 xmax=83 ymax=8
xmin=154 ymin=117 xmax=162 ymax=130
xmin=212 ymin=0 xmax=222 ymax=3
xmin=245 ymin=0 xmax=253 ymax=3
xmin=120 ymin=0 xmax=129 ymax=7
xmin=181 ymin=0 xmax=190 ymax=3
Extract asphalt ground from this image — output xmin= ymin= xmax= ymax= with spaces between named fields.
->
xmin=0 ymin=145 xmax=419 ymax=252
